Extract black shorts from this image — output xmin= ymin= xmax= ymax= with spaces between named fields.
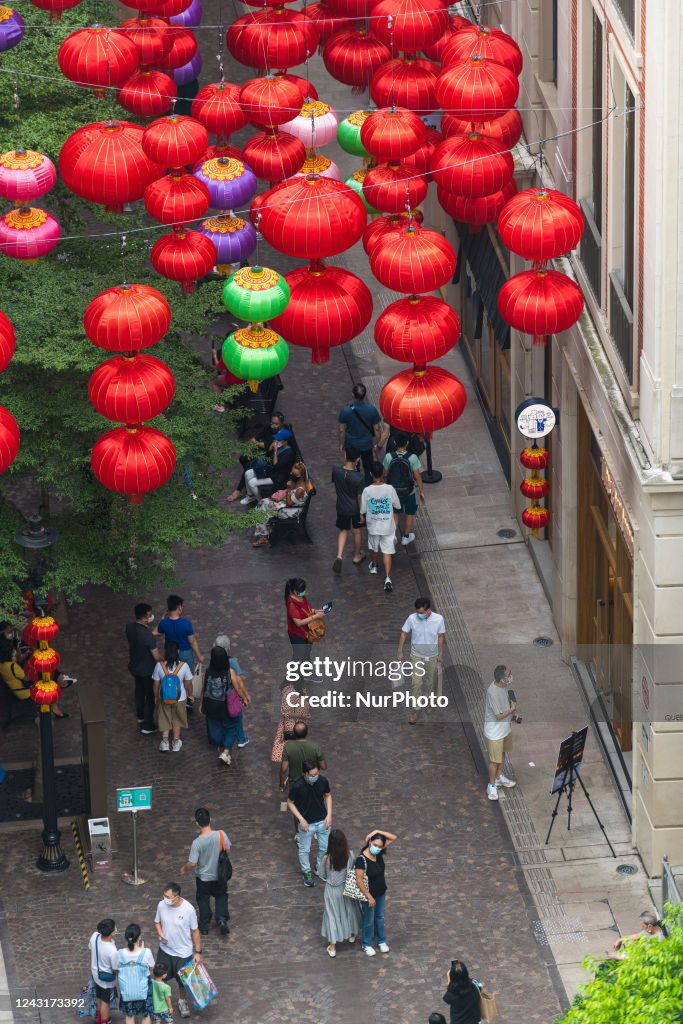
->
xmin=94 ymin=983 xmax=114 ymax=1003
xmin=336 ymin=513 xmax=363 ymax=531
xmin=155 ymin=947 xmax=193 ymax=983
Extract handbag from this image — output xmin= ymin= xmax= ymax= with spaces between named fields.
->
xmin=217 ymin=829 xmax=233 ymax=883
xmin=479 ymin=988 xmax=500 ymax=1022
xmin=306 ymin=618 xmax=326 ymax=643
xmin=343 ymin=854 xmax=368 ymax=902
xmin=226 ymin=685 xmax=243 ymax=718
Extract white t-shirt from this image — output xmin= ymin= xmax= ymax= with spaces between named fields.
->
xmin=153 ymin=660 xmax=193 ymax=702
xmin=154 ymin=898 xmax=198 ymax=958
xmin=89 ymin=932 xmax=119 ymax=989
xmin=360 ymin=483 xmax=401 ymax=535
xmin=118 ymin=945 xmax=155 ymax=971
xmin=402 ymin=611 xmax=445 ymax=657
xmin=483 ymin=681 xmax=511 ymax=740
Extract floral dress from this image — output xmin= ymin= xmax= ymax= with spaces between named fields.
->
xmin=271 ymin=684 xmax=311 ymax=762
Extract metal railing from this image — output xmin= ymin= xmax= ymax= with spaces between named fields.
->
xmin=579 ymin=199 xmax=603 ymax=302
xmin=609 ymin=271 xmax=635 ymax=383
xmin=663 ymin=855 xmax=682 ymax=907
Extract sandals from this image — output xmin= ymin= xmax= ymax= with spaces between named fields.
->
xmin=252 ymin=537 xmax=270 ymax=548
xmin=352 ymin=552 xmax=366 ymax=565
xmin=227 ymin=491 xmax=243 ymax=502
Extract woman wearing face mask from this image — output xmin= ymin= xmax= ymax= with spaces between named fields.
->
xmin=284 ymin=578 xmax=326 ymax=663
xmin=117 ymin=924 xmax=155 ymax=1024
xmin=252 ymin=463 xmax=313 ymax=549
xmin=354 ymin=828 xmax=398 ymax=957
xmin=318 ymin=829 xmax=362 ymax=957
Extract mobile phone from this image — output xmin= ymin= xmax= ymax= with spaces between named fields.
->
xmin=508 ymin=689 xmax=517 ymax=704
xmin=322 ymin=602 xmax=333 ymax=613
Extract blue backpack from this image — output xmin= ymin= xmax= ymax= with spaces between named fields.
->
xmin=159 ymin=661 xmax=184 ymax=705
xmin=118 ymin=950 xmax=149 ymax=1002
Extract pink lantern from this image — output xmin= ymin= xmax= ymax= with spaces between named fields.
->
xmin=0 ymin=207 xmax=60 ymax=261
xmin=0 ymin=150 xmax=57 ymax=202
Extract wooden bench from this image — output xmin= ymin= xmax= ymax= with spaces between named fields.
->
xmin=269 ymin=487 xmax=316 ymax=546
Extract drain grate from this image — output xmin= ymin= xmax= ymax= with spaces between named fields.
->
xmin=497 ymin=528 xmax=517 ymax=539
xmin=533 ymin=636 xmax=554 ymax=648
xmin=616 ymin=863 xmax=638 ymax=875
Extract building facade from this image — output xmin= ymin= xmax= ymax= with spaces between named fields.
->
xmin=430 ymin=0 xmax=683 ymax=874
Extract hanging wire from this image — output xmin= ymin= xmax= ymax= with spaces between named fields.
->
xmin=387 ymin=14 xmax=396 ymax=112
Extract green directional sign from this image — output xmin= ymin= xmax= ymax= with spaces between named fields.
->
xmin=117 ymin=786 xmax=152 ymax=812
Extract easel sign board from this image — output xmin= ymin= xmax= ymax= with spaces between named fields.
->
xmin=550 ymin=727 xmax=589 ymax=794
xmin=117 ymin=786 xmax=152 ymax=812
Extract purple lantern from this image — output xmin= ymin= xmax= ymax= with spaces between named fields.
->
xmin=0 ymin=7 xmax=25 ymax=53
xmin=171 ymin=50 xmax=202 ymax=87
xmin=169 ymin=0 xmax=203 ymax=27
xmin=197 ymin=215 xmax=257 ymax=271
xmin=194 ymin=156 xmax=257 ymax=211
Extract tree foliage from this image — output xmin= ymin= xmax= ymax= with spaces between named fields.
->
xmin=0 ymin=2 xmax=250 ymax=615
xmin=556 ymin=905 xmax=683 ymax=1024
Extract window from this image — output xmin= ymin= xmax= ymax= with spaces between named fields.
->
xmin=614 ymin=0 xmax=635 ymax=40
xmin=579 ymin=9 xmax=603 ymax=302
xmin=608 ymin=81 xmax=636 ymax=382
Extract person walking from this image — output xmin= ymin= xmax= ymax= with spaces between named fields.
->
xmin=285 ymin=578 xmax=326 ymax=663
xmin=157 ymin=596 xmax=203 ymax=674
xmin=360 ymin=462 xmax=402 ymax=592
xmin=397 ymin=598 xmax=446 ymax=724
xmin=318 ymin=828 xmax=361 ymax=957
xmin=125 ymin=603 xmax=162 ymax=736
xmin=180 ymin=807 xmax=231 ymax=937
xmin=153 ymin=882 xmax=202 ymax=1020
xmin=383 ymin=432 xmax=425 ymax=546
xmin=483 ymin=665 xmax=518 ymax=801
xmin=287 ymin=760 xmax=332 ymax=888
xmin=199 ymin=645 xmax=250 ymax=766
xmin=442 ymin=959 xmax=483 ymax=1024
xmin=87 ymin=918 xmax=118 ymax=1024
xmin=271 ymin=679 xmax=310 ymax=766
xmin=153 ymin=642 xmax=193 ymax=753
xmin=354 ymin=829 xmax=398 ymax=957
xmin=331 ymin=447 xmax=366 ymax=574
xmin=280 ymin=721 xmax=327 ymax=792
xmin=214 ymin=633 xmax=250 ymax=748
xmin=117 ymin=924 xmax=154 ymax=1024
xmin=337 ymin=383 xmax=382 ymax=484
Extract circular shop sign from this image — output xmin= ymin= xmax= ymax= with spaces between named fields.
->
xmin=515 ymin=398 xmax=556 ymax=439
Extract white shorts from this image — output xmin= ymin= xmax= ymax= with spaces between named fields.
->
xmin=368 ymin=532 xmax=396 ymax=555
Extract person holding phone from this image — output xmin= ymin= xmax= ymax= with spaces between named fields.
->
xmin=442 ymin=959 xmax=482 ymax=1024
xmin=284 ymin=578 xmax=326 ymax=664
xmin=354 ymin=828 xmax=398 ymax=957
xmin=483 ymin=665 xmax=518 ymax=801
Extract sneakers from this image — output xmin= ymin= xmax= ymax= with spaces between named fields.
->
xmin=369 ymin=562 xmax=378 ymax=575
xmin=159 ymin=738 xmax=170 ymax=752
xmin=140 ymin=727 xmax=156 ymax=735
xmin=240 ymin=495 xmax=257 ymax=506
xmin=326 ymin=944 xmax=336 ymax=957
xmin=302 ymin=870 xmax=315 ymax=887
xmin=378 ymin=942 xmax=390 ymax=953
xmin=332 ymin=557 xmax=342 ymax=574
xmin=237 ymin=738 xmax=250 ymax=748
xmin=497 ymin=774 xmax=517 ymax=788
xmin=401 ymin=532 xmax=415 ymax=546
xmin=218 ymin=919 xmax=230 ymax=935
xmin=487 ymin=783 xmax=499 ymax=801
xmin=172 ymin=738 xmax=183 ymax=752
xmin=178 ymin=999 xmax=191 ymax=1019
xmin=349 ymin=934 xmax=356 ymax=944
xmin=219 ymin=751 xmax=232 ymax=765
xmin=384 ymin=577 xmax=392 ymax=592
xmin=363 ymin=945 xmax=376 ymax=957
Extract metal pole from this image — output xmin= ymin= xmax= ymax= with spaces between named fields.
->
xmin=122 ymin=809 xmax=146 ymax=885
xmin=36 ymin=706 xmax=69 ymax=872
xmin=421 ymin=438 xmax=443 ymax=484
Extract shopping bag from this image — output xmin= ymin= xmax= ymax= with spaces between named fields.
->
xmin=480 ymin=989 xmax=500 ymax=1022
xmin=177 ymin=961 xmax=217 ymax=1011
xmin=77 ymin=978 xmax=96 ymax=1019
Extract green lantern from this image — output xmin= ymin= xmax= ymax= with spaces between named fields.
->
xmin=345 ymin=168 xmax=379 ymax=214
xmin=221 ymin=265 xmax=290 ymax=322
xmin=337 ymin=110 xmax=372 ymax=158
xmin=222 ymin=325 xmax=289 ymax=391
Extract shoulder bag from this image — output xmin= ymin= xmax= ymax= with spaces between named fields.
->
xmin=226 ymin=679 xmax=243 ymax=718
xmin=350 ymin=404 xmax=375 ymax=437
xmin=217 ymin=829 xmax=232 ymax=883
xmin=343 ymin=854 xmax=369 ymax=902
xmin=306 ymin=618 xmax=326 ymax=643
xmin=474 ymin=980 xmax=499 ymax=1022
xmin=95 ymin=936 xmax=116 ymax=983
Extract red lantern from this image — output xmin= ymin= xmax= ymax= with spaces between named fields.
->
xmin=361 ymin=107 xmax=427 ymax=161
xmin=257 ymin=175 xmax=367 ymax=259
xmin=28 ymin=0 xmax=83 ymax=23
xmin=0 ymin=310 xmax=16 ymax=373
xmin=30 ymin=681 xmax=61 ymax=705
xmin=327 ymin=0 xmax=378 ymax=15
xmin=24 ymin=647 xmax=60 ymax=680
xmin=194 ymin=144 xmax=245 ymax=168
xmin=441 ymin=24 xmax=523 ymax=76
xmin=520 ymin=476 xmax=549 ymax=500
xmin=323 ymin=29 xmax=390 ymax=90
xmin=370 ymin=224 xmax=457 ymax=293
xmin=422 ymin=14 xmax=472 ymax=61
xmin=521 ymin=504 xmax=550 ymax=534
xmin=403 ymin=127 xmax=443 ymax=178
xmin=380 ymin=365 xmax=467 ymax=437
xmin=270 ymin=261 xmax=372 ymax=363
xmin=362 ymin=163 xmax=428 ymax=214
xmin=362 ymin=211 xmax=423 ymax=255
xmin=498 ymin=187 xmax=584 ymax=261
xmin=23 ymin=616 xmax=59 ymax=645
xmin=150 ymin=228 xmax=217 ymax=292
xmin=142 ymin=114 xmax=208 ymax=169
xmin=89 ymin=353 xmax=175 ymax=422
xmin=430 ymin=132 xmax=514 ymax=198
xmin=436 ymin=56 xmax=519 ymax=120
xmin=59 ymin=120 xmax=164 ymax=213
xmin=274 ymin=72 xmax=318 ymax=102
xmin=249 ymin=190 xmax=268 ymax=225
xmin=85 ymin=283 xmax=172 ymax=351
xmin=520 ymin=445 xmax=550 ymax=471
xmin=154 ymin=0 xmax=192 ymax=15
xmin=156 ymin=26 xmax=197 ymax=70
xmin=118 ymin=70 xmax=177 ymax=118
xmin=0 ymin=405 xmax=20 ymax=473
xmin=243 ymin=130 xmax=306 ymax=182
xmin=372 ymin=0 xmax=449 ymax=51
xmin=240 ymin=75 xmax=302 ymax=128
xmin=227 ymin=10 xmax=318 ymax=71
xmin=442 ymin=108 xmax=523 ymax=150
xmin=192 ymin=82 xmax=248 ymax=137
xmin=498 ymin=269 xmax=584 ymax=345
xmin=144 ymin=171 xmax=210 ymax=224
xmin=370 ymin=57 xmax=438 ymax=115
xmin=306 ymin=0 xmax=350 ymax=45
xmin=92 ymin=424 xmax=176 ymax=502
xmin=375 ymin=296 xmax=459 ymax=362
xmin=437 ymin=182 xmax=511 ymax=229
xmin=58 ymin=27 xmax=139 ymax=97
xmin=118 ymin=15 xmax=173 ymax=64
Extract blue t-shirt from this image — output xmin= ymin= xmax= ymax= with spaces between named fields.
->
xmin=158 ymin=616 xmax=194 ymax=651
xmin=338 ymin=402 xmax=380 ymax=451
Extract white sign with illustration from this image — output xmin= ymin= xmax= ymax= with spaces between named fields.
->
xmin=515 ymin=398 xmax=557 ymax=439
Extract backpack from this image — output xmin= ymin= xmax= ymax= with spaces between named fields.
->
xmin=159 ymin=661 xmax=184 ymax=705
xmin=386 ymin=452 xmax=414 ymax=498
xmin=118 ymin=950 xmax=149 ymax=1003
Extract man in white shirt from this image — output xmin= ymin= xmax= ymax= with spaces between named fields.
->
xmin=360 ymin=461 xmax=402 ymax=592
xmin=483 ymin=665 xmax=518 ymax=800
xmin=154 ymin=882 xmax=202 ymax=1019
xmin=88 ymin=918 xmax=118 ymax=1024
xmin=398 ymin=598 xmax=446 ymax=724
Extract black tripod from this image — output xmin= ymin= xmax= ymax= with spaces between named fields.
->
xmin=545 ymin=763 xmax=616 ymax=857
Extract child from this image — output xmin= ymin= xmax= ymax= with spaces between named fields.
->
xmin=359 ymin=461 xmax=402 ymax=593
xmin=118 ymin=924 xmax=154 ymax=1024
xmin=151 ymin=963 xmax=174 ymax=1023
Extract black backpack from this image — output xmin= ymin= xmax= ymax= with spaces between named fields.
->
xmin=386 ymin=452 xmax=414 ymax=497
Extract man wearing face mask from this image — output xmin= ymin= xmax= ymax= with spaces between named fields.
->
xmin=398 ymin=598 xmax=446 ymax=724
xmin=483 ymin=665 xmax=518 ymax=801
xmin=154 ymin=882 xmax=202 ymax=1019
xmin=125 ymin=603 xmax=162 ymax=736
xmin=287 ymin=760 xmax=332 ymax=888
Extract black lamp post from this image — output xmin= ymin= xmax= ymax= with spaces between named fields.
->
xmin=14 ymin=514 xmax=69 ymax=873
